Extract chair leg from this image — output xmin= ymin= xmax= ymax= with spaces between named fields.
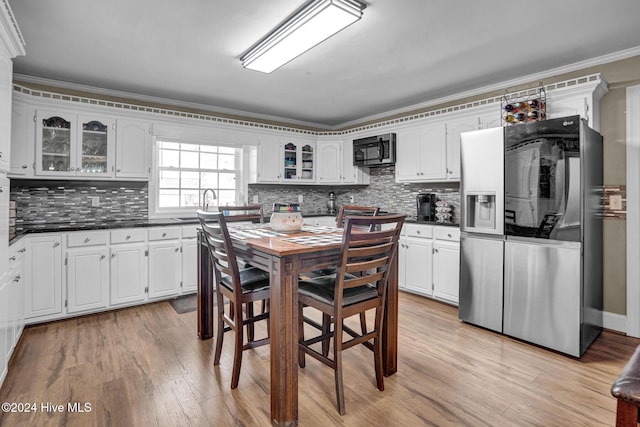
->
xmin=246 ymin=302 xmax=255 ymax=343
xmin=213 ymin=290 xmax=225 ymax=365
xmin=359 ymin=312 xmax=367 ymax=335
xmin=298 ymin=303 xmax=306 ymax=368
xmin=373 ymin=334 xmax=385 ymax=391
xmin=616 ymin=399 xmax=639 ymax=427
xmin=322 ymin=313 xmax=331 ymax=357
xmin=334 ymin=321 xmax=345 ymax=415
xmin=231 ymin=308 xmax=245 ymax=389
xmin=266 ymin=299 xmax=270 ymax=338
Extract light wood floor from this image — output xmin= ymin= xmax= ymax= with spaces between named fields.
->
xmin=1 ymin=292 xmax=638 ymax=426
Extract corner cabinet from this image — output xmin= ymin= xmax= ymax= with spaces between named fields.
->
xmin=35 ymin=110 xmax=115 ymax=177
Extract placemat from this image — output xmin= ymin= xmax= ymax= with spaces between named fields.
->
xmin=283 ymin=233 xmax=343 ymax=247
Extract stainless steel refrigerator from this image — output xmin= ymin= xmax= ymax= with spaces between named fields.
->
xmin=459 ymin=115 xmax=603 ymax=357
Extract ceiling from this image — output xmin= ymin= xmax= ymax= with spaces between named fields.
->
xmin=8 ymin=0 xmax=640 ymax=129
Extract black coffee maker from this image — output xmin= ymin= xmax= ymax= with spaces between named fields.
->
xmin=416 ymin=193 xmax=436 ymax=221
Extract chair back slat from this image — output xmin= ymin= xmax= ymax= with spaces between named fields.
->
xmin=336 ymin=205 xmax=380 ymax=229
xmin=219 ymin=205 xmax=264 ymax=223
xmin=197 ymin=210 xmax=243 ymax=299
xmin=334 ymin=214 xmax=405 ymax=304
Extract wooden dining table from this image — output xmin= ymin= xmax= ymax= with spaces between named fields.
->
xmin=196 ymin=223 xmax=399 ymax=427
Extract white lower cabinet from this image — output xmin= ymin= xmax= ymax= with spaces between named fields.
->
xmin=1 ymin=276 xmax=9 ymax=384
xmin=433 ymin=240 xmax=460 ymax=304
xmin=148 ymin=227 xmax=182 ymax=299
xmin=181 ymin=238 xmax=198 ymax=293
xmin=110 ymin=229 xmax=147 ymax=306
xmin=399 ymin=224 xmax=434 ymax=296
xmin=398 ymin=223 xmax=460 ymax=305
xmin=66 ymin=231 xmax=109 ymax=313
xmin=66 ymin=246 xmax=109 ymax=313
xmin=25 ymin=234 xmax=63 ymax=319
xmin=7 ymin=239 xmax=26 ymax=360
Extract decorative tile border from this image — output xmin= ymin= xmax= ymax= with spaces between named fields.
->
xmin=13 ymin=74 xmax=603 ymax=136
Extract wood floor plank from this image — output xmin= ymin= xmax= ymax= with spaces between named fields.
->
xmin=1 ymin=292 xmax=638 ymax=426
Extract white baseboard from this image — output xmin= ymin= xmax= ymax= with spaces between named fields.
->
xmin=604 ymin=311 xmax=627 ymax=334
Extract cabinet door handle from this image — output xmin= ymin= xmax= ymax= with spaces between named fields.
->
xmin=112 ymin=253 xmax=117 ymax=258
xmin=84 ymin=237 xmax=91 ymax=243
xmin=14 ymin=275 xmax=21 ymax=282
xmin=447 ymin=233 xmax=452 ymax=238
xmin=9 ymin=256 xmax=15 ymax=261
xmin=175 ymin=247 xmax=180 ymax=252
xmin=53 ymin=241 xmax=60 ymax=248
xmin=100 ymin=254 xmax=106 ymax=260
xmin=19 ymin=248 xmax=26 ymax=253
xmin=126 ymin=235 xmax=131 ymax=240
xmin=21 ymin=164 xmax=28 ymax=169
xmin=162 ymin=232 xmax=167 ymax=237
xmin=116 ymin=169 xmax=121 ymax=173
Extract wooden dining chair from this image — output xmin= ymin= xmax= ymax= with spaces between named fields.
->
xmin=335 ymin=205 xmax=380 ymax=228
xmin=297 ymin=214 xmax=405 ymax=415
xmin=306 ymin=204 xmax=382 ymax=345
xmin=218 ymin=204 xmax=264 ymax=223
xmin=197 ymin=210 xmax=270 ymax=389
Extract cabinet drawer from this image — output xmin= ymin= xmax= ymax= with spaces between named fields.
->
xmin=148 ymin=227 xmax=181 ymax=241
xmin=434 ymin=227 xmax=460 ymax=241
xmin=111 ymin=228 xmax=146 ymax=244
xmin=182 ymin=225 xmax=198 ymax=239
xmin=405 ymin=223 xmax=433 ymax=238
xmin=67 ymin=231 xmax=109 ymax=247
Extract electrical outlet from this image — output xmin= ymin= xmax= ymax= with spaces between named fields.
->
xmin=298 ymin=194 xmax=304 ymax=203
xmin=349 ymin=195 xmax=355 ymax=203
xmin=610 ymin=194 xmax=623 ymax=210
xmin=91 ymin=196 xmax=99 ymax=207
xmin=252 ymin=195 xmax=259 ymax=203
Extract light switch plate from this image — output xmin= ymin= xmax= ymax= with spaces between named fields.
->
xmin=252 ymin=195 xmax=259 ymax=203
xmin=298 ymin=195 xmax=304 ymax=203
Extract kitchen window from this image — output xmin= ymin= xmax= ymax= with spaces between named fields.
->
xmin=151 ymin=138 xmax=241 ymax=216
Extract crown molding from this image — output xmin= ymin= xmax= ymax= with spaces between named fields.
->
xmin=335 ymin=45 xmax=640 ymax=129
xmin=12 ymin=73 xmax=331 ymax=131
xmin=0 ymin=0 xmax=25 ymax=58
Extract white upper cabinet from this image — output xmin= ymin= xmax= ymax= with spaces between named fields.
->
xmin=9 ymin=99 xmax=34 ymax=176
xmin=396 ymin=122 xmax=447 ymax=182
xmin=35 ymin=110 xmax=115 ymax=178
xmin=316 ymin=140 xmax=341 ymax=184
xmin=115 ymin=118 xmax=151 ymax=179
xmin=0 ymin=56 xmax=12 ymax=173
xmin=256 ymin=134 xmax=282 ymax=183
xmin=445 ymin=116 xmax=477 ymax=180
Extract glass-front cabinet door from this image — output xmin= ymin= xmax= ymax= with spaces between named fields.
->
xmin=281 ymin=141 xmax=315 ymax=182
xmin=35 ymin=110 xmax=115 ymax=177
xmin=77 ymin=116 xmax=114 ymax=176
xmin=36 ymin=111 xmax=76 ymax=176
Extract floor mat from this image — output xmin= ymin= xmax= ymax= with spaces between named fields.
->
xmin=169 ymin=294 xmax=198 ymax=314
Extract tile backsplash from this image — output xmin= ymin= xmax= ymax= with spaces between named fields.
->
xmin=248 ymin=166 xmax=460 ymax=223
xmin=10 ymin=180 xmax=148 ymax=230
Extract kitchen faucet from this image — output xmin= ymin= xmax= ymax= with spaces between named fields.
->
xmin=202 ymin=188 xmax=217 ymax=211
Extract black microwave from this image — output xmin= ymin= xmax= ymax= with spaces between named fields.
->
xmin=353 ymin=133 xmax=396 ymax=167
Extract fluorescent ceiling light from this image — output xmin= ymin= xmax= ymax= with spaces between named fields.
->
xmin=241 ymin=0 xmax=366 ymax=73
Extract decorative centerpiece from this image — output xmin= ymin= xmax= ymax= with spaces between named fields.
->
xmin=270 ymin=203 xmax=304 ymax=232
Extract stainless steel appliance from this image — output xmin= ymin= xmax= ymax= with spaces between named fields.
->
xmin=459 ymin=115 xmax=603 ymax=357
xmin=353 ymin=133 xmax=396 ymax=167
xmin=459 ymin=127 xmax=505 ymax=333
xmin=416 ymin=193 xmax=436 ymax=221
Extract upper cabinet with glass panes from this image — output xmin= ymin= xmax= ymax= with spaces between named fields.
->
xmin=35 ymin=110 xmax=115 ymax=177
xmin=155 ymin=139 xmax=241 ymax=216
xmin=281 ymin=140 xmax=315 ymax=182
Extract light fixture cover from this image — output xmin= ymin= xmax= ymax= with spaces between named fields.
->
xmin=241 ymin=0 xmax=365 ymax=73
